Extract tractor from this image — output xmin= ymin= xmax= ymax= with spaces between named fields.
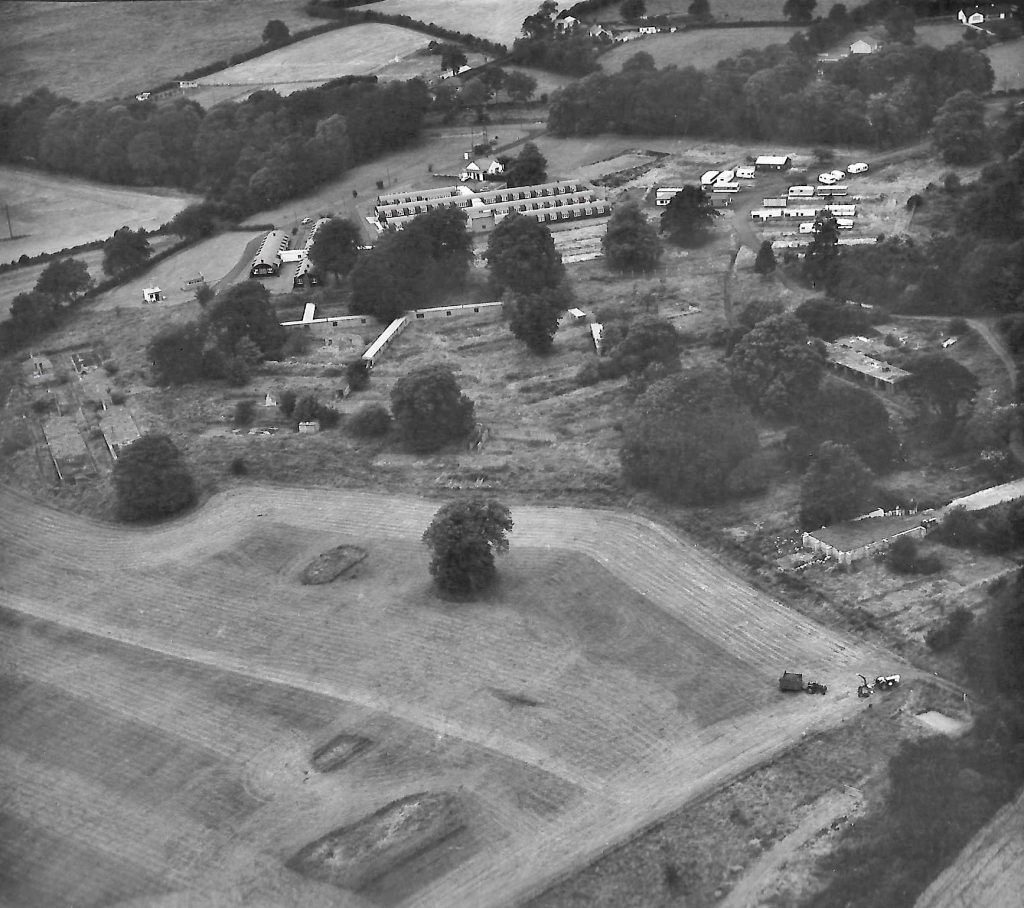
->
xmin=858 ymin=673 xmax=901 ymax=697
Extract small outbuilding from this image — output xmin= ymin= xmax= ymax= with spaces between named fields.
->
xmin=755 ymin=155 xmax=792 ymax=171
xmin=142 ymin=287 xmax=164 ymax=303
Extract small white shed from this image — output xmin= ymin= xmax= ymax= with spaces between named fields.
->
xmin=142 ymin=287 xmax=164 ymax=303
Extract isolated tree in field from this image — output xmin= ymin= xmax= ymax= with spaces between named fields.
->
xmin=504 ymin=142 xmax=548 ymax=188
xmin=423 ymin=499 xmax=513 ymax=596
xmin=802 ymin=213 xmax=840 ymax=290
xmin=506 ymin=285 xmax=571 ymax=353
xmin=620 ymin=367 xmax=759 ymax=504
xmin=800 ymin=441 xmax=874 ymax=529
xmin=8 ymin=291 xmax=59 ymax=345
xmin=688 ymin=0 xmax=711 ymax=18
xmin=390 ymin=364 xmax=476 ymax=453
xmin=485 ymin=211 xmax=565 ymax=295
xmin=903 ymin=353 xmax=980 ymax=432
xmin=35 ymin=258 xmax=92 ymax=305
xmin=620 ymin=0 xmax=647 ymax=21
xmin=205 ymin=280 xmax=287 ymax=361
xmin=753 ymin=240 xmax=777 ymax=276
xmin=787 ymin=378 xmax=899 ymax=471
xmin=602 ymin=201 xmax=662 ymax=273
xmin=504 ymin=70 xmax=538 ymax=103
xmin=660 ymin=185 xmax=720 ymax=247
xmin=308 ymin=217 xmax=362 ymax=283
xmin=146 ymin=322 xmax=206 ymax=385
xmin=114 ymin=433 xmax=196 ymax=522
xmin=102 ymin=227 xmax=152 ymax=277
xmin=729 ymin=313 xmax=826 ymax=420
xmin=262 ymin=19 xmax=290 ymax=46
xmin=932 ymin=90 xmax=991 ymax=165
xmin=783 ymin=0 xmax=816 ymax=22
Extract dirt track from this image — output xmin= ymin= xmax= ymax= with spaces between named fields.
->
xmin=1 ymin=483 xmax=904 ymax=906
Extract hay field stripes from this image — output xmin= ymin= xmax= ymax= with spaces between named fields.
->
xmin=197 ymin=24 xmax=434 ymax=94
xmin=1 ymin=485 xmax=902 ymax=905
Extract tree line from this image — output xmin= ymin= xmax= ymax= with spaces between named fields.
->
xmin=547 ymin=37 xmax=993 ymax=147
xmin=0 ymin=75 xmax=430 ymax=217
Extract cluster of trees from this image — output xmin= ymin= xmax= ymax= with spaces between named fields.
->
xmin=602 ymin=201 xmax=662 ymax=272
xmin=823 ymin=129 xmax=1024 ymax=315
xmin=485 ymin=211 xmax=570 ymax=353
xmin=660 ymin=185 xmax=720 ymax=247
xmin=351 ymin=208 xmax=474 ymax=322
xmin=146 ymin=281 xmax=286 ymax=386
xmin=391 ymin=363 xmax=476 ymax=453
xmin=547 ymin=39 xmax=993 ymax=148
xmin=510 ymin=1 xmax=603 ymax=75
xmin=6 ymin=257 xmax=93 ymax=349
xmin=0 ymin=76 xmax=430 ymax=216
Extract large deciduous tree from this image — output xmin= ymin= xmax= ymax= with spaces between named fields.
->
xmin=403 ymin=207 xmax=474 ymax=290
xmin=728 ymin=313 xmax=826 ymax=420
xmin=423 ymin=499 xmax=513 ymax=596
xmin=688 ymin=0 xmax=711 ymax=18
xmin=205 ymin=280 xmax=286 ymax=361
xmin=504 ymin=70 xmax=538 ymax=103
xmin=262 ymin=19 xmax=290 ymax=46
xmin=620 ymin=367 xmax=760 ymax=503
xmin=35 ymin=258 xmax=92 ymax=304
xmin=660 ymin=185 xmax=720 ymax=247
xmin=102 ymin=227 xmax=152 ymax=277
xmin=799 ymin=441 xmax=875 ymax=529
xmin=146 ymin=322 xmax=207 ymax=385
xmin=932 ymin=90 xmax=990 ymax=165
xmin=602 ymin=201 xmax=662 ymax=273
xmin=802 ymin=212 xmax=841 ymax=290
xmin=390 ymin=364 xmax=476 ymax=453
xmin=753 ymin=240 xmax=777 ymax=276
xmin=903 ymin=353 xmax=980 ymax=431
xmin=606 ymin=315 xmax=682 ymax=376
xmin=504 ymin=141 xmax=548 ymax=187
xmin=113 ymin=433 xmax=196 ymax=522
xmin=485 ymin=211 xmax=565 ymax=295
xmin=620 ymin=0 xmax=647 ymax=21
xmin=506 ymin=285 xmax=571 ymax=353
xmin=783 ymin=0 xmax=816 ymax=22
xmin=308 ymin=217 xmax=362 ymax=283
xmin=787 ymin=378 xmax=900 ymax=471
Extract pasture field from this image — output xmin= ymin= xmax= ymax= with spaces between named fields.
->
xmin=0 ymin=166 xmax=199 ymax=264
xmin=188 ymin=24 xmax=448 ymax=106
xmin=987 ymin=37 xmax=1024 ymax=91
xmin=349 ymin=0 xmax=539 ymax=46
xmin=639 ymin=0 xmax=869 ymax=20
xmin=599 ymin=26 xmax=799 ymax=72
xmin=1 ymin=0 xmax=318 ymax=105
xmin=0 ymin=484 xmax=883 ymax=907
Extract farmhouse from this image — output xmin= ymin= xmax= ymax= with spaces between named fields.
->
xmin=250 ymin=229 xmax=290 ymax=278
xmin=755 ymin=155 xmax=792 ymax=171
xmin=460 ymin=158 xmax=505 ymax=182
xmin=826 ymin=341 xmax=910 ymax=391
xmin=849 ymin=39 xmax=879 ymax=54
xmin=803 ymin=512 xmax=932 ymax=565
xmin=958 ymin=3 xmax=1019 ymax=25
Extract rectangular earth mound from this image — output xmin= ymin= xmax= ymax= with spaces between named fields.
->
xmin=311 ymin=733 xmax=373 ymax=772
xmin=287 ymin=792 xmax=465 ymax=891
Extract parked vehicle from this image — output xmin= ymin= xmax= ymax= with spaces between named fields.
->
xmin=847 ymin=162 xmax=869 ymax=174
xmin=818 ymin=173 xmax=837 ymax=185
xmin=874 ymin=673 xmax=901 ymax=690
xmin=779 ymin=671 xmax=827 ymax=694
xmin=805 ymin=681 xmax=828 ymax=695
xmin=829 ymin=169 xmax=847 ymax=181
xmin=789 ymin=185 xmax=816 ymax=197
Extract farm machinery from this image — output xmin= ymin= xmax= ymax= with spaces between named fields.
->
xmin=858 ymin=673 xmax=901 ymax=698
xmin=779 ymin=671 xmax=828 ymax=695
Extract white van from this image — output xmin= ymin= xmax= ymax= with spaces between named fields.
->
xmin=789 ymin=184 xmax=816 ymax=197
xmin=829 ymin=169 xmax=847 ymax=181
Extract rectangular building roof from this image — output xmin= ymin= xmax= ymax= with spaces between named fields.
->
xmin=826 ymin=342 xmax=911 ymax=385
xmin=808 ymin=513 xmax=927 ymax=551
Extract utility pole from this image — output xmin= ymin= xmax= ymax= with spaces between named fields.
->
xmin=4 ymin=204 xmax=12 ymax=240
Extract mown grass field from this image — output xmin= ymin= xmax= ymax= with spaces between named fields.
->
xmin=189 ymin=24 xmax=454 ymax=106
xmin=2 ymin=0 xmax=319 ymax=104
xmin=599 ymin=25 xmax=799 ymax=72
xmin=0 ymin=165 xmax=198 ymax=265
xmin=348 ymin=0 xmax=540 ymax=46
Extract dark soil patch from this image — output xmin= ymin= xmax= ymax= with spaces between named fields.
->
xmin=490 ymin=688 xmax=543 ymax=708
xmin=287 ymin=791 xmax=465 ymax=891
xmin=299 ymin=544 xmax=367 ymax=585
xmin=311 ymin=733 xmax=373 ymax=772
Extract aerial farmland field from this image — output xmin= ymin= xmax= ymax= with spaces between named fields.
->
xmin=349 ymin=0 xmax=540 ymax=46
xmin=639 ymin=0 xmax=869 ymax=20
xmin=0 ymin=484 xmax=885 ymax=907
xmin=0 ymin=165 xmax=199 ymax=264
xmin=1 ymin=0 xmax=320 ymax=105
xmin=599 ymin=26 xmax=799 ymax=72
xmin=188 ymin=24 xmax=459 ymax=106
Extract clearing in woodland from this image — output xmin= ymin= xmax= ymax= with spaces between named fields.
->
xmin=0 ymin=484 xmax=899 ymax=908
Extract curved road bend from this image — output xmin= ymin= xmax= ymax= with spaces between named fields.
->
xmin=2 ymin=484 xmax=919 ymax=908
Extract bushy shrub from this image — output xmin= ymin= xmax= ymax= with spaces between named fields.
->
xmin=346 ymin=358 xmax=371 ymax=392
xmin=925 ymin=605 xmax=975 ymax=650
xmin=102 ymin=360 xmax=119 ymax=375
xmin=278 ymin=389 xmax=297 ymax=418
xmin=234 ymin=400 xmax=255 ymax=427
xmin=575 ymin=359 xmax=601 ymax=387
xmin=109 ymin=390 xmax=127 ymax=405
xmin=887 ymin=535 xmax=943 ymax=575
xmin=349 ymin=404 xmax=392 ymax=437
xmin=229 ymin=456 xmax=248 ymax=476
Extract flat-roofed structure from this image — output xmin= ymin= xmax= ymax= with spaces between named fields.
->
xmin=97 ymin=407 xmax=140 ymax=460
xmin=803 ymin=512 xmax=932 ymax=565
xmin=826 ymin=341 xmax=910 ymax=391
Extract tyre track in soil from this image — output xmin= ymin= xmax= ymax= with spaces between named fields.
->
xmin=1 ymin=483 xmax=910 ymax=908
